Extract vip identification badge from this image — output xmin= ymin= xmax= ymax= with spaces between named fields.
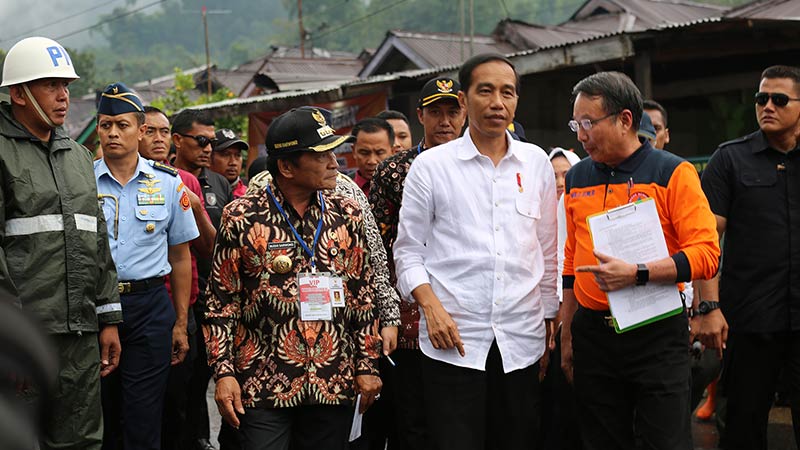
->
xmin=297 ymin=272 xmax=333 ymax=321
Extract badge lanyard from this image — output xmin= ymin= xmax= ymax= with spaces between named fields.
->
xmin=266 ymin=186 xmax=325 ymax=273
xmin=416 ymin=140 xmax=423 ymax=155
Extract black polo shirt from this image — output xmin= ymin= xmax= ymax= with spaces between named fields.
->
xmin=197 ymin=168 xmax=234 ymax=300
xmin=702 ymin=130 xmax=800 ymax=332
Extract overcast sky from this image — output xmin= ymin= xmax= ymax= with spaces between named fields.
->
xmin=0 ymin=0 xmax=153 ymax=51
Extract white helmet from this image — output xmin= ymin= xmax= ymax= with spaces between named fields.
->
xmin=1 ymin=37 xmax=80 ymax=87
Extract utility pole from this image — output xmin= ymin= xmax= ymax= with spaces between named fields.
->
xmin=469 ymin=0 xmax=474 ymax=57
xmin=459 ymin=0 xmax=464 ymax=62
xmin=202 ymin=6 xmax=212 ymax=96
xmin=182 ymin=6 xmax=230 ymax=96
xmin=298 ymin=0 xmax=306 ymax=58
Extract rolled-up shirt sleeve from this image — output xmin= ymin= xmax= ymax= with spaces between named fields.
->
xmin=393 ymin=159 xmax=434 ymax=301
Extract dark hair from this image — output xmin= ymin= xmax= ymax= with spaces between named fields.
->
xmin=376 ymin=110 xmax=409 ymax=125
xmin=572 ymin=72 xmax=643 ymax=132
xmin=248 ymin=155 xmax=268 ymax=180
xmin=171 ymin=109 xmax=214 ymax=135
xmin=351 ymin=117 xmax=395 ymax=145
xmin=761 ymin=66 xmax=800 ymax=95
xmin=143 ymin=105 xmax=166 ymax=116
xmin=642 ymin=100 xmax=667 ymax=127
xmin=459 ymin=53 xmax=520 ymax=94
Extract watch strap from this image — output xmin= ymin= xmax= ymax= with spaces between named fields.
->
xmin=635 ymin=263 xmax=649 ymax=286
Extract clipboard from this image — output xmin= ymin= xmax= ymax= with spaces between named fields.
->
xmin=586 ymin=198 xmax=683 ymax=333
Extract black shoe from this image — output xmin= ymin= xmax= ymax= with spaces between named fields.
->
xmin=197 ymin=438 xmax=217 ymax=450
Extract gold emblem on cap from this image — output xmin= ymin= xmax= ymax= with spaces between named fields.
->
xmin=112 ymin=85 xmax=119 ymax=94
xmin=273 ymin=255 xmax=293 ymax=274
xmin=311 ymin=109 xmax=326 ymax=126
xmin=145 ymin=223 xmax=155 ymax=233
xmin=436 ymin=79 xmax=454 ymax=93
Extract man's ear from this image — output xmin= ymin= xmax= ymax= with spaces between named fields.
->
xmin=8 ymin=85 xmax=27 ymax=107
xmin=458 ymin=90 xmax=468 ymax=111
xmin=277 ymin=158 xmax=295 ymax=180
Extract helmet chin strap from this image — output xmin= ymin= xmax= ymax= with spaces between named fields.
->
xmin=21 ymin=83 xmax=56 ymax=129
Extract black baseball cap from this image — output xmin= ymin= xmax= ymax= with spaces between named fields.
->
xmin=266 ymin=106 xmax=353 ymax=156
xmin=213 ymin=128 xmax=249 ymax=152
xmin=418 ymin=77 xmax=461 ymax=108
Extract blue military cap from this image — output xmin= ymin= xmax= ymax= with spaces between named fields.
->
xmin=97 ymin=82 xmax=143 ymax=116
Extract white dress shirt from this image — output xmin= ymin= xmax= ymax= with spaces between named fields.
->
xmin=394 ymin=129 xmax=558 ymax=373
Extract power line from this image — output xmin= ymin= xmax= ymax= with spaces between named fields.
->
xmin=1 ymin=0 xmax=125 ymax=45
xmin=53 ymin=0 xmax=165 ymax=41
xmin=312 ymin=0 xmax=411 ymax=40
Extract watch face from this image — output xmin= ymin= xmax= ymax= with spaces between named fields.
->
xmin=699 ymin=302 xmax=710 ymax=314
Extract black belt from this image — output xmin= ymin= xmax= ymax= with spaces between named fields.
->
xmin=118 ymin=277 xmax=165 ymax=295
xmin=577 ymin=305 xmax=616 ymax=328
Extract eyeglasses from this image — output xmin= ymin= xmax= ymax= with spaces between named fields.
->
xmin=568 ymin=111 xmax=619 ymax=133
xmin=177 ymin=133 xmax=217 ymax=148
xmin=754 ymin=92 xmax=800 ymax=107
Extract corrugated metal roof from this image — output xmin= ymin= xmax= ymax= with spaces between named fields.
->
xmin=390 ymin=30 xmax=517 ymax=67
xmin=726 ymin=0 xmax=800 ymax=19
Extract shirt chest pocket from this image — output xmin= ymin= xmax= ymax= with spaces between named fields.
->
xmin=515 ymin=195 xmax=541 ymax=219
xmin=133 ymin=206 xmax=169 ymax=245
xmin=741 ymin=170 xmax=776 ymax=187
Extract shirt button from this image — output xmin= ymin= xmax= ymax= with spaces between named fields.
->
xmin=495 ymin=226 xmax=500 ymax=231
xmin=494 ymin=202 xmax=499 ymax=207
xmin=496 ymin=275 xmax=501 ymax=280
xmin=121 ymin=216 xmax=127 ymax=221
xmin=492 ymin=178 xmax=497 ymax=183
xmin=496 ymin=251 xmax=501 ymax=256
xmin=120 ymin=240 xmax=126 ymax=245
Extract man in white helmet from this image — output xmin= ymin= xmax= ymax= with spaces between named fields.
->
xmin=0 ymin=37 xmax=122 ymax=449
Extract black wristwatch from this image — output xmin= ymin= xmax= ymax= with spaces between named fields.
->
xmin=635 ymin=263 xmax=649 ymax=286
xmin=698 ymin=300 xmax=720 ymax=315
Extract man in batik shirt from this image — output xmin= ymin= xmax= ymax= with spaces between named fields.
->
xmin=204 ymin=107 xmax=382 ymax=450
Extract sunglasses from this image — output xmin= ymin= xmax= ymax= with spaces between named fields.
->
xmin=754 ymin=92 xmax=800 ymax=107
xmin=177 ymin=133 xmax=217 ymax=148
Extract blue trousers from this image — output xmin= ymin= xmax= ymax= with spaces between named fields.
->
xmin=102 ymin=285 xmax=175 ymax=450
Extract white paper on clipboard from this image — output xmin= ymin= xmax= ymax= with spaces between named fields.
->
xmin=586 ymin=198 xmax=683 ymax=331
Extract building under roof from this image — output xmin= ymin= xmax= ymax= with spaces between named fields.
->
xmin=190 ymin=0 xmax=800 ymax=166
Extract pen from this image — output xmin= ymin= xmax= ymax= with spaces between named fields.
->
xmin=384 ymin=354 xmax=396 ymax=367
xmin=516 ymin=172 xmax=523 ymax=193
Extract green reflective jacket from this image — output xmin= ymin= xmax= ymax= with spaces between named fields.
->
xmin=0 ymin=102 xmax=121 ymax=333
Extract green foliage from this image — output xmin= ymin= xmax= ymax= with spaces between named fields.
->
xmin=149 ymin=68 xmax=247 ymax=138
xmin=65 ymin=47 xmax=98 ymax=97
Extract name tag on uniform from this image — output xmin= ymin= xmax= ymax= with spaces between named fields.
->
xmin=298 ymin=272 xmax=333 ymax=321
xmin=268 ymin=241 xmax=296 ymax=251
xmin=137 ymin=193 xmax=166 ymax=205
xmin=330 ymin=276 xmax=345 ymax=308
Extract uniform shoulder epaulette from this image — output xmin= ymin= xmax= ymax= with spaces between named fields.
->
xmin=717 ymin=133 xmax=753 ymax=149
xmin=152 ymin=161 xmax=179 ymax=176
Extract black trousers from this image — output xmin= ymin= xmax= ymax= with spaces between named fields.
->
xmin=721 ymin=330 xmax=800 ymax=450
xmin=391 ymin=349 xmax=428 ymax=450
xmin=238 ymin=405 xmax=351 ymax=450
xmin=421 ymin=341 xmax=542 ymax=450
xmin=542 ymin=326 xmax=582 ymax=450
xmin=571 ymin=307 xmax=691 ymax=450
xmin=161 ymin=312 xmax=198 ymax=450
xmin=102 ymin=285 xmax=175 ymax=450
xmin=187 ymin=303 xmax=213 ymax=442
xmin=349 ymin=357 xmax=395 ymax=450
